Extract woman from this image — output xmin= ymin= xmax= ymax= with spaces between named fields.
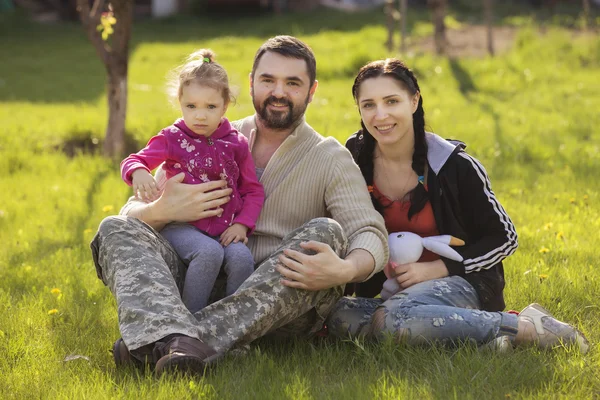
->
xmin=326 ymin=58 xmax=589 ymax=352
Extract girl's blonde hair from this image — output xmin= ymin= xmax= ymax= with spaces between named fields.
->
xmin=167 ymin=49 xmax=234 ymax=105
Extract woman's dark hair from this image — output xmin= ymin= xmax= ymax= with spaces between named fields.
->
xmin=351 ymin=58 xmax=428 ymax=220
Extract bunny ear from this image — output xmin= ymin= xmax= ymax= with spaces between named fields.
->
xmin=425 ymin=235 xmax=465 ymax=246
xmin=422 ymin=237 xmax=464 ymax=262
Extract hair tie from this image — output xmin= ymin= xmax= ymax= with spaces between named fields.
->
xmin=418 ymin=176 xmax=425 ymax=185
xmin=203 ymin=57 xmax=211 ymax=63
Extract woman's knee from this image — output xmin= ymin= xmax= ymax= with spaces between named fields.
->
xmin=370 ymin=304 xmax=410 ymax=341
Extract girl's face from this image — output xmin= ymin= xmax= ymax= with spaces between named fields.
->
xmin=180 ymin=82 xmax=228 ymax=137
xmin=357 ymin=76 xmax=420 ymax=148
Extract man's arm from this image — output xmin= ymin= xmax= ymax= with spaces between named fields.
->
xmin=121 ymin=172 xmax=232 ymax=231
xmin=277 ymin=141 xmax=388 ymax=291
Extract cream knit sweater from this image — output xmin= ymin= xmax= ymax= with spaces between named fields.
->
xmin=232 ymin=116 xmax=387 ymax=279
xmin=121 ymin=116 xmax=388 ymax=280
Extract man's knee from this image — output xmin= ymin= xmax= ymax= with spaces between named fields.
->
xmin=97 ymin=215 xmax=130 ymax=236
xmin=305 ymin=217 xmax=347 ymax=253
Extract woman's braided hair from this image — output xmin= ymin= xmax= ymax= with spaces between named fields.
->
xmin=351 ymin=59 xmax=428 ymax=219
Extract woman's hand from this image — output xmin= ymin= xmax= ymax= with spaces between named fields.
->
xmin=393 ymin=259 xmax=449 ymax=290
xmin=276 ymin=241 xmax=354 ymax=291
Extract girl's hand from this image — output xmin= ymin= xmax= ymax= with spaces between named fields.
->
xmin=393 ymin=259 xmax=449 ymax=290
xmin=132 ymin=169 xmax=160 ymax=202
xmin=220 ymin=223 xmax=248 ymax=246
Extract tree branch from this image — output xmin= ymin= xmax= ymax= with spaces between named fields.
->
xmin=77 ymin=0 xmax=110 ymax=66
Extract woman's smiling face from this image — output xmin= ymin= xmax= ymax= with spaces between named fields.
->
xmin=357 ymin=76 xmax=420 ymax=147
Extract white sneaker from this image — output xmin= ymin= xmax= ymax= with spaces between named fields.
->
xmin=519 ymin=303 xmax=590 ymax=354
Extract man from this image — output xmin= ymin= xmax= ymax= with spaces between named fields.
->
xmin=91 ymin=36 xmax=388 ymax=375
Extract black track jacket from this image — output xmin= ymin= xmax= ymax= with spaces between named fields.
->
xmin=346 ymin=131 xmax=518 ymax=311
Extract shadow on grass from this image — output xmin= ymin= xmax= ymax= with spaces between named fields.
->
xmin=446 ymin=58 xmax=597 ymax=189
xmin=200 ymin=337 xmax=561 ymax=398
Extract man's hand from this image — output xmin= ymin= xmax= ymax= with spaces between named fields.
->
xmin=393 ymin=259 xmax=449 ymax=290
xmin=220 ymin=223 xmax=249 ymax=246
xmin=276 ymin=241 xmax=353 ymax=291
xmin=132 ymin=169 xmax=159 ymax=202
xmin=131 ymin=173 xmax=233 ymax=231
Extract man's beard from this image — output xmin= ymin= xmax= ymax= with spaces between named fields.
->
xmin=254 ymin=95 xmax=309 ymax=130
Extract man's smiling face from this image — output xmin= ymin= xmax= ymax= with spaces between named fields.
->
xmin=250 ymin=51 xmax=317 ymax=130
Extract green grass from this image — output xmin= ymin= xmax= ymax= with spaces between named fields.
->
xmin=1 ymin=4 xmax=600 ymax=399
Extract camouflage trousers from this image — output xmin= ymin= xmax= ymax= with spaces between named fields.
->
xmin=90 ymin=216 xmax=347 ymax=355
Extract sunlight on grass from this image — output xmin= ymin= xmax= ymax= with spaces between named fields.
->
xmin=1 ymin=5 xmax=599 ymax=399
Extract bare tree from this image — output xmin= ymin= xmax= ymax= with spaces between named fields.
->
xmin=400 ymin=0 xmax=408 ymax=53
xmin=427 ymin=0 xmax=447 ymax=55
xmin=77 ymin=0 xmax=133 ymax=159
xmin=385 ymin=0 xmax=396 ymax=51
xmin=484 ymin=0 xmax=494 ymax=56
xmin=384 ymin=0 xmax=409 ymax=53
xmin=583 ymin=0 xmax=591 ymax=30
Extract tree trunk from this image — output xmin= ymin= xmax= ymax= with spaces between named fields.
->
xmin=427 ymin=0 xmax=447 ymax=55
xmin=400 ymin=0 xmax=408 ymax=53
xmin=104 ymin=65 xmax=128 ymax=158
xmin=77 ymin=0 xmax=133 ymax=159
xmin=583 ymin=0 xmax=591 ymax=30
xmin=484 ymin=0 xmax=494 ymax=56
xmin=385 ymin=0 xmax=395 ymax=52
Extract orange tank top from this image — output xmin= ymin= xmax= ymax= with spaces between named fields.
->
xmin=373 ymin=183 xmax=440 ymax=262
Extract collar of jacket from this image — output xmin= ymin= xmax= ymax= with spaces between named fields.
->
xmin=425 ymin=132 xmax=466 ymax=175
xmin=173 ymin=117 xmax=236 ymax=140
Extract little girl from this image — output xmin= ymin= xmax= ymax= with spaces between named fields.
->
xmin=120 ymin=49 xmax=264 ymax=314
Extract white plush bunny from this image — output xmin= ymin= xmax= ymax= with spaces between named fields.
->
xmin=381 ymin=232 xmax=465 ymax=300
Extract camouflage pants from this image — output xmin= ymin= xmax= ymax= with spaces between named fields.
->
xmin=91 ymin=216 xmax=347 ymax=355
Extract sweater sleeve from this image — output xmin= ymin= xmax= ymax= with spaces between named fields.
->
xmin=120 ymin=133 xmax=170 ymax=185
xmin=232 ymin=136 xmax=265 ymax=234
xmin=323 ymin=141 xmax=389 ymax=280
xmin=443 ymin=152 xmax=518 ymax=276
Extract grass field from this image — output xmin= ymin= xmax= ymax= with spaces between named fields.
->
xmin=1 ymin=4 xmax=599 ymax=399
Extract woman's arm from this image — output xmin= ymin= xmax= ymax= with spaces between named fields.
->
xmin=443 ymin=152 xmax=518 ymax=276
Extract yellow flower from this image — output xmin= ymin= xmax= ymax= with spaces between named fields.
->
xmin=539 ymin=247 xmax=550 ymax=254
xmin=47 ymin=309 xmax=58 ymax=315
xmin=543 ymin=223 xmax=553 ymax=231
xmin=583 ymin=195 xmax=589 ymax=201
xmin=570 ymin=197 xmax=576 ymax=204
xmin=50 ymin=288 xmax=61 ymax=295
xmin=538 ymin=274 xmax=549 ymax=280
xmin=102 ymin=205 xmax=114 ymax=213
xmin=556 ymin=231 xmax=564 ymax=240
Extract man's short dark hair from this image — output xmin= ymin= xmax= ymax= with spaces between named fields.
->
xmin=251 ymin=35 xmax=317 ymax=87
